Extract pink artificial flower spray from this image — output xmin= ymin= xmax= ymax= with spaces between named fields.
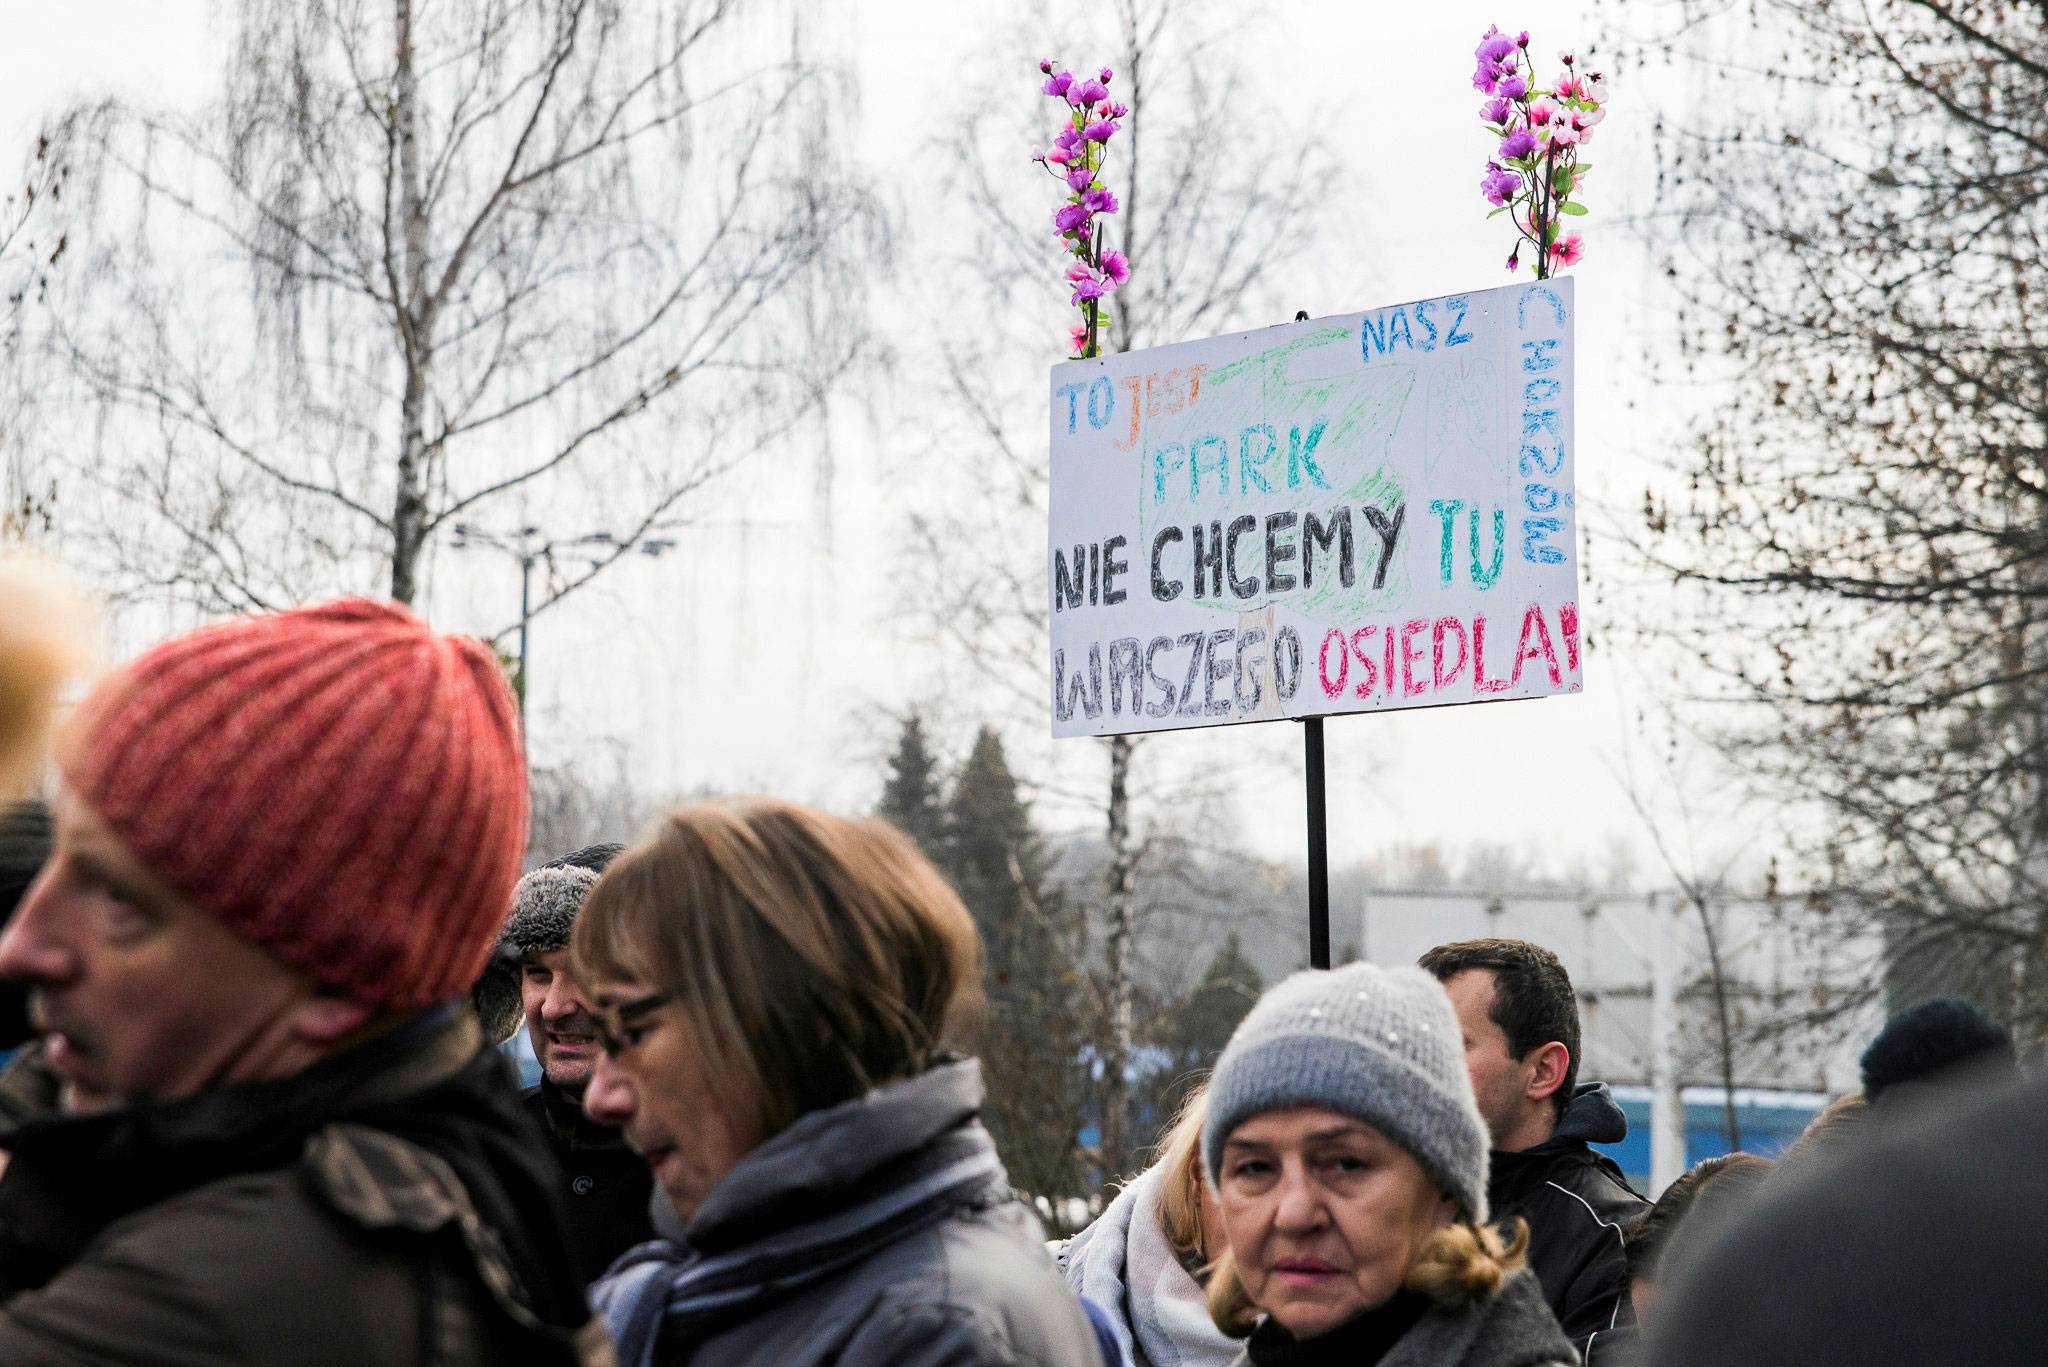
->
xmin=1034 ymin=59 xmax=1129 ymax=358
xmin=1472 ymin=28 xmax=1608 ymax=278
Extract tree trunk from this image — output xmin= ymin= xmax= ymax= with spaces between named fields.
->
xmin=389 ymin=0 xmax=431 ymax=605
xmin=1101 ymin=732 xmax=1136 ymax=1177
xmin=1692 ymin=894 xmax=1742 ymax=1150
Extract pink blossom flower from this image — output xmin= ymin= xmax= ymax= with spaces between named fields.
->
xmin=1526 ymin=96 xmax=1560 ymax=126
xmin=1100 ymin=249 xmax=1130 ymax=287
xmin=1554 ymin=74 xmax=1587 ymax=100
xmin=1547 ymin=120 xmax=1582 ymax=149
xmin=1069 ymin=321 xmax=1089 ymax=354
xmin=1549 ymin=234 xmax=1584 ymax=267
xmin=1046 ymin=145 xmax=1078 ymax=165
xmin=1067 ymin=261 xmax=1109 ymax=302
xmin=1585 ymin=72 xmax=1610 ymax=102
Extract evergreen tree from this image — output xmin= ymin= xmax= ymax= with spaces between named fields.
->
xmin=1168 ymin=932 xmax=1265 ymax=1066
xmin=877 ymin=713 xmax=947 ymax=864
xmin=1136 ymin=933 xmax=1267 ymax=1139
xmin=945 ymin=726 xmax=1084 ymax=1210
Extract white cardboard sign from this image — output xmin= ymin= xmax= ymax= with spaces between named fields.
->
xmin=1048 ymin=277 xmax=1580 ymax=738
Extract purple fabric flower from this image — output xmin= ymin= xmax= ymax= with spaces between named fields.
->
xmin=1085 ymin=118 xmax=1120 ymax=144
xmin=1084 ymin=188 xmax=1119 ymax=215
xmin=1054 ymin=203 xmax=1092 ymax=232
xmin=1066 ymin=167 xmax=1094 ymax=191
xmin=1054 ymin=125 xmax=1082 ymax=149
xmin=1044 ymin=70 xmax=1073 ymax=98
xmin=1098 ymin=67 xmax=1114 ymax=83
xmin=1067 ymin=261 xmax=1108 ymax=301
xmin=1073 ymin=77 xmax=1110 ymax=106
xmin=1480 ymin=162 xmax=1521 ymax=206
xmin=1473 ymin=24 xmax=1521 ymax=90
xmin=1499 ymin=73 xmax=1529 ymax=100
xmin=1506 ymin=245 xmax=1521 ymax=273
xmin=1499 ymin=127 xmax=1537 ymax=160
xmin=1039 ymin=58 xmax=1054 ymax=74
xmin=1480 ymin=95 xmax=1512 ymax=124
xmin=1476 ymin=25 xmax=1520 ymax=64
xmin=1100 ymin=250 xmax=1130 ymax=287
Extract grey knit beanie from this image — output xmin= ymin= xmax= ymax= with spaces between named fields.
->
xmin=1201 ymin=961 xmax=1490 ymax=1223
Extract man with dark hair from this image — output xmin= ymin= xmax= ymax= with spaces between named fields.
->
xmin=498 ymin=843 xmax=657 ymax=1282
xmin=1422 ymin=937 xmax=1648 ymax=1358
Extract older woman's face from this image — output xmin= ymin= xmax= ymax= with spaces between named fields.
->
xmin=581 ymin=981 xmax=762 ymax=1226
xmin=1216 ymin=1106 xmax=1454 ymax=1340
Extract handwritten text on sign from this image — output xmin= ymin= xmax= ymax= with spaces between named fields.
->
xmin=1048 ymin=277 xmax=1579 ymax=738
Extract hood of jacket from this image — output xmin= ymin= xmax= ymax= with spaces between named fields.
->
xmin=684 ymin=1053 xmax=999 ymax=1253
xmin=1535 ymin=1082 xmax=1628 ymax=1151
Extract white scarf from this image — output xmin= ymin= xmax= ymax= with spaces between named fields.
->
xmin=1059 ymin=1164 xmax=1240 ymax=1367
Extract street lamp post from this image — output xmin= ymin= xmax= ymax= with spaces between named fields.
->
xmin=450 ymin=522 xmax=673 ymax=734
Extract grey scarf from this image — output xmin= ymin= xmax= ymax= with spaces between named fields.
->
xmin=1059 ymin=1164 xmax=1239 ymax=1367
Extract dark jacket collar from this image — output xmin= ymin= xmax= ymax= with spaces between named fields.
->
xmin=528 ymin=1075 xmax=631 ymax=1153
xmin=1496 ymin=1081 xmax=1627 ymax=1166
xmin=1247 ymin=1291 xmax=1429 ymax=1365
xmin=0 ymin=1005 xmax=588 ymax=1327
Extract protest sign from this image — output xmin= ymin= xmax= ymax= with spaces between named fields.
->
xmin=1048 ymin=277 xmax=1580 ymax=739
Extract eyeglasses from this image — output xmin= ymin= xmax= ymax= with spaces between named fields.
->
xmin=590 ymin=989 xmax=676 ymax=1058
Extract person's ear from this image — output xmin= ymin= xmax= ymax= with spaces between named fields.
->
xmin=1525 ymin=1041 xmax=1570 ymax=1103
xmin=291 ymin=991 xmax=375 ymax=1044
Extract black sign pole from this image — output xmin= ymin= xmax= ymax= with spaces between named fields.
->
xmin=1304 ymin=716 xmax=1331 ymax=969
xmin=1288 ymin=309 xmax=1333 ymax=971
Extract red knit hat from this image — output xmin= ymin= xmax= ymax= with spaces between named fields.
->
xmin=59 ymin=598 xmax=528 ymax=1010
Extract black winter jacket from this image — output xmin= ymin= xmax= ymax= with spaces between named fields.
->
xmin=521 ymin=1079 xmax=657 ymax=1283
xmin=0 ymin=1008 xmax=609 ymax=1366
xmin=1489 ymin=1082 xmax=1648 ymax=1361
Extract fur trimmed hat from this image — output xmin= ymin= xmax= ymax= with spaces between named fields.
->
xmin=470 ymin=842 xmax=624 ymax=1045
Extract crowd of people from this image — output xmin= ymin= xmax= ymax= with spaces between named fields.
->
xmin=0 ymin=594 xmax=2036 ymax=1365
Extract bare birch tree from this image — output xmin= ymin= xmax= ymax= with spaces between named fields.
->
xmin=1635 ymin=1 xmax=2048 ymax=1038
xmin=23 ymin=0 xmax=874 ymax=621
xmin=905 ymin=0 xmax=1337 ymax=1176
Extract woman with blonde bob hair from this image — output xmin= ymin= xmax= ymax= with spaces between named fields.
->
xmin=1202 ymin=962 xmax=1575 ymax=1367
xmin=570 ymin=798 xmax=1101 ymax=1367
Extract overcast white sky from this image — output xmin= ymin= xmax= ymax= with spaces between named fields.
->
xmin=0 ymin=0 xmax=1761 ymax=882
